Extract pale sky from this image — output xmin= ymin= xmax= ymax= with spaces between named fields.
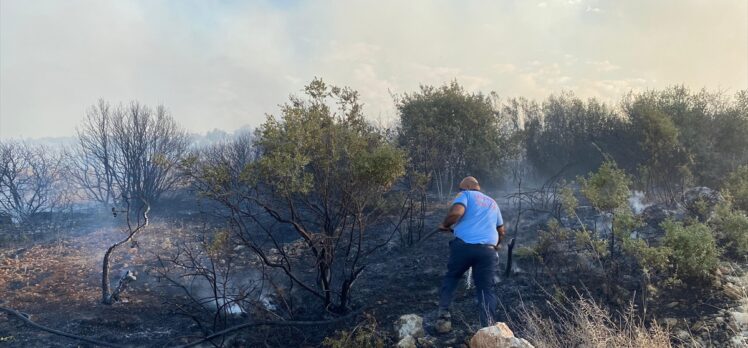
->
xmin=1 ymin=0 xmax=747 ymax=139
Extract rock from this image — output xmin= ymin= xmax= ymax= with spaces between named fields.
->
xmin=662 ymin=318 xmax=679 ymax=328
xmin=395 ymin=314 xmax=425 ymax=340
xmin=469 ymin=322 xmax=534 ymax=348
xmin=731 ymin=310 xmax=748 ymax=329
xmin=417 ymin=336 xmax=437 ymax=348
xmin=396 ymin=335 xmax=417 ymax=348
xmin=691 ymin=320 xmax=706 ymax=331
xmin=638 ymin=204 xmax=685 ymax=244
xmin=724 ymin=283 xmax=744 ymax=300
xmin=676 ymin=330 xmax=691 ymax=340
xmin=436 ymin=318 xmax=452 ymax=334
xmin=666 ymin=301 xmax=680 ymax=308
xmin=715 ymin=316 xmax=725 ymax=324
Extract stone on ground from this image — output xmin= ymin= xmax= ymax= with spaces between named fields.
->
xmin=469 ymin=322 xmax=534 ymax=348
xmin=396 ymin=335 xmax=417 ymax=348
xmin=395 ymin=314 xmax=425 ymax=340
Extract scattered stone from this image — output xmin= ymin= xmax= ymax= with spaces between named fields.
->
xmin=731 ymin=311 xmax=748 ymax=329
xmin=715 ymin=317 xmax=725 ymax=324
xmin=691 ymin=320 xmax=706 ymax=331
xmin=417 ymin=336 xmax=437 ymax=348
xmin=469 ymin=322 xmax=534 ymax=348
xmin=396 ymin=335 xmax=417 ymax=348
xmin=662 ymin=318 xmax=679 ymax=328
xmin=676 ymin=330 xmax=691 ymax=340
xmin=666 ymin=301 xmax=679 ymax=308
xmin=436 ymin=318 xmax=452 ymax=334
xmin=395 ymin=314 xmax=425 ymax=340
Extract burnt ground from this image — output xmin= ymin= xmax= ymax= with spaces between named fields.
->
xmin=0 ymin=202 xmax=746 ymax=347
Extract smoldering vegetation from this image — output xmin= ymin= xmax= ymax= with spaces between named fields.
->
xmin=1 ymin=80 xmax=748 ymax=347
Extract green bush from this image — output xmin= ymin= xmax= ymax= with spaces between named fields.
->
xmin=662 ymin=220 xmax=719 ymax=281
xmin=579 ymin=161 xmax=631 ymax=213
xmin=723 ymin=165 xmax=748 ymax=212
xmin=712 ymin=204 xmax=748 ymax=259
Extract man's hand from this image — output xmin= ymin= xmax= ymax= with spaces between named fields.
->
xmin=438 ymin=223 xmax=453 ymax=232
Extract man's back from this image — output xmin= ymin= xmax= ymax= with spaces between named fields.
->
xmin=451 ymin=190 xmax=503 ymax=245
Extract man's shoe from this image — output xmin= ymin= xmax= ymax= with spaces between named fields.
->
xmin=436 ymin=309 xmax=452 ymax=334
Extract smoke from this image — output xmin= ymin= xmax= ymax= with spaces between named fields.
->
xmin=628 ymin=190 xmax=650 ymax=214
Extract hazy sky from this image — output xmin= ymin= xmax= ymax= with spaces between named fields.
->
xmin=1 ymin=0 xmax=746 ymax=139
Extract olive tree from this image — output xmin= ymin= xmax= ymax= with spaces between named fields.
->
xmin=397 ymin=81 xmax=518 ymax=196
xmin=185 ymin=79 xmax=405 ymax=313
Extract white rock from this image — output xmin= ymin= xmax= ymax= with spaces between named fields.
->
xmin=396 ymin=335 xmax=417 ymax=348
xmin=469 ymin=322 xmax=534 ymax=348
xmin=395 ymin=314 xmax=425 ymax=340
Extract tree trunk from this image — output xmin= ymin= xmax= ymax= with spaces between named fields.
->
xmin=101 ymin=244 xmax=117 ymax=304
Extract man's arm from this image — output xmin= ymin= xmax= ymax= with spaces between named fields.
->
xmin=496 ymin=225 xmax=506 ymax=245
xmin=438 ymin=204 xmax=465 ymax=231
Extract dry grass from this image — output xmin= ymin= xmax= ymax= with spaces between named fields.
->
xmin=516 ymin=295 xmax=672 ymax=348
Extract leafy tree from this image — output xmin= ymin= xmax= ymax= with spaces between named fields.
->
xmin=397 ymin=81 xmax=517 ymax=196
xmin=523 ymin=93 xmax=629 ymax=178
xmin=712 ymin=203 xmax=748 ymax=260
xmin=623 ymin=87 xmax=748 ymax=190
xmin=188 ymin=79 xmax=405 ymax=313
xmin=579 ymin=161 xmax=631 ymax=214
xmin=623 ymin=97 xmax=692 ymax=203
xmin=723 ymin=165 xmax=748 ymax=212
xmin=662 ymin=220 xmax=719 ymax=281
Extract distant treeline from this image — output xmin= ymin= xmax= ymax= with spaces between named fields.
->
xmin=397 ymin=82 xmax=748 ymax=200
xmin=2 ymin=81 xmax=747 ymax=226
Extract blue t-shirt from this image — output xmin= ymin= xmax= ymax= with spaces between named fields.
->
xmin=451 ymin=190 xmax=503 ymax=245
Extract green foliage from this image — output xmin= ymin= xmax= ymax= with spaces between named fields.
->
xmin=559 ymin=185 xmax=578 ymax=218
xmin=249 ymin=78 xmax=406 ymax=311
xmin=523 ymin=87 xmax=748 ymax=191
xmin=322 ymin=314 xmax=387 ymax=348
xmin=723 ymin=165 xmax=748 ymax=212
xmin=626 ymin=97 xmax=693 ymax=203
xmin=621 ymin=238 xmax=670 ymax=276
xmin=522 ymin=92 xmax=627 ymax=177
xmin=579 ymin=161 xmax=631 ymax=212
xmin=253 ymin=78 xmax=406 ymax=204
xmin=533 ymin=218 xmax=571 ymax=261
xmin=662 ymin=220 xmax=719 ymax=281
xmin=397 ymin=81 xmax=519 ymax=194
xmin=712 ymin=203 xmax=748 ymax=259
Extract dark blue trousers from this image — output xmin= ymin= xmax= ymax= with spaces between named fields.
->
xmin=438 ymin=238 xmax=497 ymax=327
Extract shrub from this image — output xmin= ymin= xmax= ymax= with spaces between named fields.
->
xmin=723 ymin=165 xmax=748 ymax=212
xmin=579 ymin=161 xmax=631 ymax=213
xmin=662 ymin=220 xmax=719 ymax=281
xmin=712 ymin=204 xmax=748 ymax=260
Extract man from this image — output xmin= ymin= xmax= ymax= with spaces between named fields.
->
xmin=437 ymin=176 xmax=505 ymax=330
